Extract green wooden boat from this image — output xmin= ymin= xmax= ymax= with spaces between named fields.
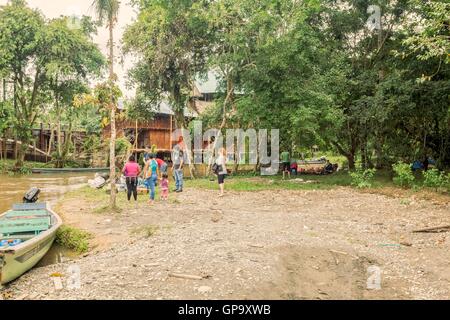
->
xmin=0 ymin=203 xmax=62 ymax=285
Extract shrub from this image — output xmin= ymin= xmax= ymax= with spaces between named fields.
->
xmin=447 ymin=173 xmax=450 ymax=193
xmin=392 ymin=162 xmax=415 ymax=188
xmin=350 ymin=168 xmax=377 ymax=189
xmin=423 ymin=169 xmax=447 ymax=192
xmin=56 ymin=225 xmax=91 ymax=253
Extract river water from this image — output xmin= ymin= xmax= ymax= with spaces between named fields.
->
xmin=0 ymin=173 xmax=92 ymax=266
xmin=0 ymin=173 xmax=90 ymax=213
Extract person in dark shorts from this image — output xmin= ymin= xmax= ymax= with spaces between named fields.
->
xmin=122 ymin=155 xmax=141 ymax=204
xmin=280 ymin=150 xmax=291 ymax=179
xmin=215 ymin=147 xmax=227 ymax=197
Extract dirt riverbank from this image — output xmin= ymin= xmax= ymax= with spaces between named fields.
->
xmin=2 ymin=186 xmax=450 ymax=300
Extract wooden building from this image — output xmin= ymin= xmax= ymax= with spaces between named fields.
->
xmin=0 ymin=124 xmax=86 ymax=163
xmin=104 ymin=72 xmax=220 ymax=159
xmin=102 ymin=101 xmax=198 ymax=157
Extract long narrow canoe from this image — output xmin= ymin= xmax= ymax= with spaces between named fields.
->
xmin=0 ymin=203 xmax=62 ymax=285
xmin=31 ymin=167 xmax=110 ymax=174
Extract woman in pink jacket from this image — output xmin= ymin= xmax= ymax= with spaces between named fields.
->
xmin=122 ymin=155 xmax=141 ymax=203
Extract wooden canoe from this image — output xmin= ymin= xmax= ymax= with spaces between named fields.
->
xmin=31 ymin=167 xmax=110 ymax=174
xmin=0 ymin=203 xmax=62 ymax=285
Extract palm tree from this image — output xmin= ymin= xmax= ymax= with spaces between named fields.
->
xmin=91 ymin=0 xmax=120 ymax=208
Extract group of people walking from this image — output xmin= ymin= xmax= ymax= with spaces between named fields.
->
xmin=121 ymin=138 xmax=229 ymax=205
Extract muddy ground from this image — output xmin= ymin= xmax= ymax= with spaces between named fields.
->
xmin=2 ymin=186 xmax=450 ymax=300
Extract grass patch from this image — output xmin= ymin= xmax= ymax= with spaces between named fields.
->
xmin=0 ymin=159 xmax=47 ymax=174
xmin=94 ymin=204 xmax=123 ymax=214
xmin=64 ymin=186 xmax=151 ymax=214
xmin=55 ymin=225 xmax=92 ymax=253
xmin=185 ymin=171 xmax=355 ymax=192
xmin=131 ymin=224 xmax=159 ymax=238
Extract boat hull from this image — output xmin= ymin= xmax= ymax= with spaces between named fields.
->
xmin=0 ymin=206 xmax=62 ymax=285
xmin=0 ymin=232 xmax=57 ymax=285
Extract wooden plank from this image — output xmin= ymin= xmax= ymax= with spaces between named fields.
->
xmin=6 ymin=210 xmax=49 ymax=218
xmin=0 ymin=217 xmax=50 ymax=234
xmin=0 ymin=234 xmax=35 ymax=241
xmin=12 ymin=203 xmax=47 ymax=211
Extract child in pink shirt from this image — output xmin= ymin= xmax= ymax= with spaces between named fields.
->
xmin=160 ymin=173 xmax=169 ymax=201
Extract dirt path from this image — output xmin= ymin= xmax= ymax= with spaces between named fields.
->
xmin=3 ymin=187 xmax=450 ymax=300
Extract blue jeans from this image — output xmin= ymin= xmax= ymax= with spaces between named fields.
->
xmin=174 ymin=169 xmax=183 ymax=190
xmin=146 ymin=173 xmax=157 ymax=200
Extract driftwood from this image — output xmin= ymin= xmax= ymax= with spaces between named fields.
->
xmin=412 ymin=225 xmax=450 ymax=233
xmin=168 ymin=273 xmax=204 ymax=280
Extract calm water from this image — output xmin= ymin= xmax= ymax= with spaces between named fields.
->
xmin=0 ymin=173 xmax=92 ymax=266
xmin=0 ymin=173 xmax=90 ymax=213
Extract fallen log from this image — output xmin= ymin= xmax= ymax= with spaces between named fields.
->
xmin=412 ymin=225 xmax=450 ymax=233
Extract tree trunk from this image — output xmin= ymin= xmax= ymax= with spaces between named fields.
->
xmin=3 ymin=130 xmax=7 ymax=159
xmin=48 ymin=124 xmax=55 ymax=155
xmin=374 ymin=133 xmax=384 ymax=169
xmin=61 ymin=122 xmax=73 ymax=167
xmin=56 ymin=113 xmax=62 ymax=168
xmin=109 ymin=22 xmax=117 ymax=209
xmin=13 ymin=137 xmax=18 ymax=160
xmin=206 ymin=76 xmax=234 ymax=175
xmin=15 ymin=140 xmax=26 ymax=169
xmin=331 ymin=140 xmax=357 ymax=170
xmin=347 ymin=153 xmax=356 ymax=170
xmin=361 ymin=138 xmax=367 ymax=170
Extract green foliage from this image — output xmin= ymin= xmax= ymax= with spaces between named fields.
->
xmin=91 ymin=0 xmax=120 ymax=26
xmin=115 ymin=137 xmax=132 ymax=156
xmin=392 ymin=162 xmax=415 ymax=188
xmin=423 ymin=169 xmax=447 ymax=192
xmin=350 ymin=168 xmax=377 ymax=189
xmin=123 ymin=0 xmax=210 ymax=127
xmin=82 ymin=135 xmax=102 ymax=155
xmin=402 ymin=0 xmax=449 ymax=64
xmin=0 ymin=159 xmax=49 ymax=174
xmin=55 ymin=225 xmax=91 ymax=253
xmin=108 ymin=137 xmax=132 ymax=167
xmin=0 ymin=1 xmax=105 ymax=168
xmin=447 ymin=173 xmax=450 ymax=193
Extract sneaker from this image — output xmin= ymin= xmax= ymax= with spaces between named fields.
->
xmin=176 ymin=189 xmax=183 ymax=193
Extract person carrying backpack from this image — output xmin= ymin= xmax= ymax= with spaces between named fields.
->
xmin=213 ymin=148 xmax=228 ymax=197
xmin=144 ymin=153 xmax=159 ymax=205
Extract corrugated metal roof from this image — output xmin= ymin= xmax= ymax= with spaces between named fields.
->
xmin=156 ymin=100 xmax=198 ymax=118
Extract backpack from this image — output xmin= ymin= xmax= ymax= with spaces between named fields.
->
xmin=212 ymin=163 xmax=223 ymax=174
xmin=145 ymin=160 xmax=158 ymax=179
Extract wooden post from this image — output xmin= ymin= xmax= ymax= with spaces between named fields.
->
xmin=33 ymin=140 xmax=37 ymax=162
xmin=134 ymin=120 xmax=138 ymax=151
xmin=39 ymin=123 xmax=44 ymax=153
xmin=13 ymin=137 xmax=18 ymax=160
xmin=3 ymin=130 xmax=7 ymax=159
xmin=170 ymin=115 xmax=173 ymax=150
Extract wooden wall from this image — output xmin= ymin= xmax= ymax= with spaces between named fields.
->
xmin=103 ymin=114 xmax=175 ymax=151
